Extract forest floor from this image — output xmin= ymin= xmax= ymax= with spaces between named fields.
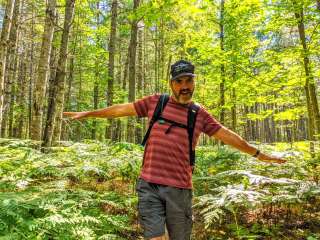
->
xmin=0 ymin=138 xmax=319 ymax=240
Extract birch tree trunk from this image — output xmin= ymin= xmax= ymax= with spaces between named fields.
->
xmin=42 ymin=0 xmax=75 ymax=147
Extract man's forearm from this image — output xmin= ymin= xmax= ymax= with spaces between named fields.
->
xmin=83 ymin=103 xmax=137 ymax=118
xmin=212 ymin=126 xmax=287 ymax=163
xmin=213 ymin=127 xmax=258 ymax=156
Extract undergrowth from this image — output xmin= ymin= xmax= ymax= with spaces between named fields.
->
xmin=0 ymin=138 xmax=319 ymax=239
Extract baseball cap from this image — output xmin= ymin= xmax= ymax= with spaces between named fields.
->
xmin=170 ymin=60 xmax=196 ymax=80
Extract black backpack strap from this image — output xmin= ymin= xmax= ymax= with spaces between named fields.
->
xmin=187 ymin=104 xmax=200 ymax=167
xmin=141 ymin=94 xmax=170 ymax=146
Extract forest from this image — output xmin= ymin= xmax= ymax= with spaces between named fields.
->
xmin=0 ymin=0 xmax=320 ymax=239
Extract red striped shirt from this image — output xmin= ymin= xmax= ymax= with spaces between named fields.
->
xmin=134 ymin=94 xmax=222 ymax=189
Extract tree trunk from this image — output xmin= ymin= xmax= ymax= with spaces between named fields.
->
xmin=127 ymin=0 xmax=140 ymax=143
xmin=293 ymin=2 xmax=320 ymax=154
xmin=92 ymin=80 xmax=99 ymax=139
xmin=14 ymin=51 xmax=27 ymax=138
xmin=231 ymin=64 xmax=237 ymax=132
xmin=92 ymin=3 xmax=100 ymax=141
xmin=136 ymin=26 xmax=143 ymax=143
xmin=42 ymin=0 xmax=75 ymax=147
xmin=1 ymin=0 xmax=21 ymax=137
xmin=61 ymin=39 xmax=75 ymax=141
xmin=114 ymin=37 xmax=123 ymax=142
xmin=27 ymin=6 xmax=36 ymax=139
xmin=219 ymin=0 xmax=225 ymax=125
xmin=106 ymin=0 xmax=118 ymax=141
xmin=29 ymin=0 xmax=56 ymax=140
xmin=0 ymin=0 xmax=16 ymax=135
xmin=76 ymin=23 xmax=83 ymax=142
xmin=154 ymin=26 xmax=159 ymax=93
xmin=231 ymin=88 xmax=237 ymax=131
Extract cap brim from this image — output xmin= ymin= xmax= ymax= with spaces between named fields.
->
xmin=171 ymin=73 xmax=196 ymax=80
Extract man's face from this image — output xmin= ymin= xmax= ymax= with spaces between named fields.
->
xmin=170 ymin=76 xmax=195 ymax=104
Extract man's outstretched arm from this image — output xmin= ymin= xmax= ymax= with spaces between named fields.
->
xmin=63 ymin=103 xmax=137 ymax=120
xmin=212 ymin=126 xmax=286 ymax=164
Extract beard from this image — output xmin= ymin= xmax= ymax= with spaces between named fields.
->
xmin=172 ymin=89 xmax=194 ymax=104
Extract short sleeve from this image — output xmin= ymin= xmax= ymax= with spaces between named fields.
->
xmin=201 ymin=108 xmax=222 ymax=136
xmin=133 ymin=95 xmax=159 ymax=118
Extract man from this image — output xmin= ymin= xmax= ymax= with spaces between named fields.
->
xmin=64 ymin=60 xmax=286 ymax=240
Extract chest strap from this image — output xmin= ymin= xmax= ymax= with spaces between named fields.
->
xmin=141 ymin=94 xmax=200 ymax=168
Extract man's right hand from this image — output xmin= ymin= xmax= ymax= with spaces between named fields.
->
xmin=63 ymin=112 xmax=89 ymax=120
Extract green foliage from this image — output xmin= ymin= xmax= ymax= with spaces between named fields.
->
xmin=1 ymin=139 xmax=320 ymax=239
xmin=0 ymin=139 xmax=141 ymax=239
xmin=194 ymin=143 xmax=320 ymax=239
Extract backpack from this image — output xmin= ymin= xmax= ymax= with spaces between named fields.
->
xmin=141 ymin=94 xmax=200 ymax=168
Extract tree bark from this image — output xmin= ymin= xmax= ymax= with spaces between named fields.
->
xmin=106 ymin=0 xmax=118 ymax=141
xmin=42 ymin=0 xmax=75 ymax=147
xmin=127 ymin=0 xmax=140 ymax=143
xmin=293 ymin=2 xmax=320 ymax=153
xmin=27 ymin=6 xmax=36 ymax=139
xmin=136 ymin=26 xmax=143 ymax=143
xmin=29 ymin=0 xmax=56 ymax=140
xmin=61 ymin=37 xmax=75 ymax=141
xmin=1 ymin=0 xmax=21 ymax=137
xmin=231 ymin=87 xmax=237 ymax=131
xmin=219 ymin=0 xmax=225 ymax=125
xmin=92 ymin=80 xmax=99 ymax=139
xmin=0 ymin=0 xmax=15 ymax=134
xmin=14 ymin=51 xmax=27 ymax=138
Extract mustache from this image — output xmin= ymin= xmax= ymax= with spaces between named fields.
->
xmin=179 ymin=89 xmax=192 ymax=94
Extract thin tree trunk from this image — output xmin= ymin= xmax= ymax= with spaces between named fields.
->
xmin=127 ymin=0 xmax=140 ymax=143
xmin=231 ymin=87 xmax=237 ymax=131
xmin=160 ymin=18 xmax=165 ymax=92
xmin=113 ymin=38 xmax=122 ymax=142
xmin=76 ymin=22 xmax=83 ymax=142
xmin=92 ymin=80 xmax=99 ymax=139
xmin=0 ymin=0 xmax=16 ymax=135
xmin=27 ymin=6 xmax=36 ymax=138
xmin=30 ymin=0 xmax=56 ymax=140
xmin=61 ymin=39 xmax=75 ymax=140
xmin=154 ymin=26 xmax=159 ymax=93
xmin=42 ymin=0 xmax=75 ymax=147
xmin=106 ymin=0 xmax=118 ymax=141
xmin=14 ymin=51 xmax=27 ymax=138
xmin=136 ymin=26 xmax=143 ymax=143
xmin=219 ymin=0 xmax=225 ymax=125
xmin=92 ymin=1 xmax=101 ymax=140
xmin=48 ymin=26 xmax=59 ymax=141
xmin=2 ymin=0 xmax=21 ymax=137
xmin=293 ymin=2 xmax=320 ymax=154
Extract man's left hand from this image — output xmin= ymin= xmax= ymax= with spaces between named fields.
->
xmin=257 ymin=152 xmax=287 ymax=164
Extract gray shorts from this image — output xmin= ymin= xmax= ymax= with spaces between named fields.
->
xmin=136 ymin=178 xmax=193 ymax=240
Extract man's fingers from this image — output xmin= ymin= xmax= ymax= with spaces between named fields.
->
xmin=274 ymin=158 xmax=287 ymax=164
